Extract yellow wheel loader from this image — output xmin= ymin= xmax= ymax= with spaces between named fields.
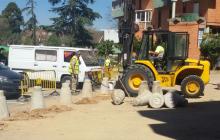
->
xmin=112 ymin=0 xmax=210 ymax=98
xmin=121 ymin=30 xmax=210 ymax=98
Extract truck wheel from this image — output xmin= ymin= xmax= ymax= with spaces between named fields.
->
xmin=122 ymin=65 xmax=154 ymax=97
xmin=181 ymin=75 xmax=204 ymax=98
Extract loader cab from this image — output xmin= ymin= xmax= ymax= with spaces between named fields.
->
xmin=138 ymin=30 xmax=189 ymax=72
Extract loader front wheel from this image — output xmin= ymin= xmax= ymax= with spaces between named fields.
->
xmin=122 ymin=65 xmax=154 ymax=97
xmin=181 ymin=75 xmax=204 ymax=98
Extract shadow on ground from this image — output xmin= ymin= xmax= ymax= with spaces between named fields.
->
xmin=138 ymin=101 xmax=220 ymax=140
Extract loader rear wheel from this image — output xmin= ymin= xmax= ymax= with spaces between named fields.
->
xmin=122 ymin=65 xmax=154 ymax=97
xmin=181 ymin=75 xmax=204 ymax=98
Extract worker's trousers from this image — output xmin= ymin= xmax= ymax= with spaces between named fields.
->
xmin=71 ymin=74 xmax=78 ymax=92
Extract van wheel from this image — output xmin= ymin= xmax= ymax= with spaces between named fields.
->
xmin=61 ymin=76 xmax=72 ymax=84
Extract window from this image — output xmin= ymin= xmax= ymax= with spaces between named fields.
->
xmin=80 ymin=50 xmax=99 ymax=66
xmin=135 ymin=10 xmax=152 ymax=23
xmin=64 ymin=50 xmax=99 ymax=66
xmin=64 ymin=51 xmax=75 ymax=62
xmin=209 ymin=0 xmax=216 ymax=9
xmin=35 ymin=50 xmax=57 ymax=62
xmin=174 ymin=34 xmax=188 ymax=59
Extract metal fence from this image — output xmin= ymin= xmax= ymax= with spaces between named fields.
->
xmin=20 ymin=70 xmax=57 ymax=96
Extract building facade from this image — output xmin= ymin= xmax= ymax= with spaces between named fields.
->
xmin=134 ymin=0 xmax=220 ymax=59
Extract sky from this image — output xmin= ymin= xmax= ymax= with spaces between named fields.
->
xmin=0 ymin=0 xmax=116 ymax=30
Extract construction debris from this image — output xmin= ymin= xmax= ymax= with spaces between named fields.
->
xmin=149 ymin=93 xmax=165 ymax=109
xmin=164 ymin=90 xmax=188 ymax=108
xmin=152 ymin=81 xmax=163 ymax=94
xmin=6 ymin=105 xmax=72 ymax=121
xmin=0 ymin=122 xmax=7 ymax=130
xmin=111 ymin=89 xmax=125 ymax=105
xmin=0 ymin=90 xmax=9 ymax=120
xmin=133 ymin=81 xmax=152 ymax=106
xmin=75 ymin=98 xmax=98 ymax=105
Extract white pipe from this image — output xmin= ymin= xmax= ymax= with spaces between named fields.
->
xmin=172 ymin=0 xmax=178 ymax=19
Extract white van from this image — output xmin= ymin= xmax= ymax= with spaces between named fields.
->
xmin=8 ymin=45 xmax=101 ymax=83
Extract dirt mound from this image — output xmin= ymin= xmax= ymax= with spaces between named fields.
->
xmin=6 ymin=105 xmax=73 ymax=121
xmin=0 ymin=122 xmax=7 ymax=130
xmin=75 ymin=98 xmax=98 ymax=104
xmin=94 ymin=95 xmax=111 ymax=101
xmin=75 ymin=95 xmax=111 ymax=105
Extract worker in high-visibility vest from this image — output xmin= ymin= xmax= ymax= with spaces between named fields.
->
xmin=104 ymin=56 xmax=111 ymax=79
xmin=69 ymin=51 xmax=80 ymax=93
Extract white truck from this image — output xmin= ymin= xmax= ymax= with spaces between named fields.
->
xmin=8 ymin=45 xmax=101 ymax=83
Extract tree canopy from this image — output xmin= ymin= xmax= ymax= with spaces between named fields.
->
xmin=48 ymin=0 xmax=101 ymax=46
xmin=201 ymin=34 xmax=220 ymax=68
xmin=23 ymin=0 xmax=37 ymax=45
xmin=2 ymin=2 xmax=23 ymax=33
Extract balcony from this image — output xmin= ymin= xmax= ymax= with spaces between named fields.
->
xmin=180 ymin=13 xmax=200 ymax=22
xmin=135 ymin=9 xmax=153 ymax=30
xmin=112 ymin=0 xmax=124 ymax=18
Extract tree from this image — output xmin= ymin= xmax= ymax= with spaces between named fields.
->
xmin=2 ymin=2 xmax=23 ymax=33
xmin=46 ymin=34 xmax=61 ymax=46
xmin=200 ymin=34 xmax=220 ymax=68
xmin=23 ymin=0 xmax=37 ymax=45
xmin=0 ymin=16 xmax=12 ymax=45
xmin=95 ymin=40 xmax=114 ymax=57
xmin=48 ymin=0 xmax=101 ymax=46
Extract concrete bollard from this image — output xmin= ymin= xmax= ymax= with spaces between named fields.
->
xmin=60 ymin=82 xmax=72 ymax=105
xmin=133 ymin=94 xmax=152 ymax=106
xmin=133 ymin=81 xmax=152 ymax=106
xmin=100 ymin=77 xmax=109 ymax=94
xmin=138 ymin=81 xmax=150 ymax=96
xmin=152 ymin=81 xmax=163 ymax=94
xmin=108 ymin=80 xmax=116 ymax=94
xmin=149 ymin=93 xmax=165 ymax=109
xmin=31 ymin=86 xmax=45 ymax=110
xmin=81 ymin=79 xmax=93 ymax=98
xmin=0 ymin=90 xmax=9 ymax=120
xmin=111 ymin=89 xmax=125 ymax=105
xmin=164 ymin=90 xmax=188 ymax=108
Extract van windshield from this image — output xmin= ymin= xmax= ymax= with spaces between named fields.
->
xmin=80 ymin=50 xmax=99 ymax=66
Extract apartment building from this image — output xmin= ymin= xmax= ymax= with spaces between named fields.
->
xmin=134 ymin=0 xmax=220 ymax=59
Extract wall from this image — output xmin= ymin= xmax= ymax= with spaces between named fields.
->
xmin=169 ymin=22 xmax=200 ymax=60
xmin=135 ymin=0 xmax=152 ymax=10
xmin=203 ymin=0 xmax=220 ymax=26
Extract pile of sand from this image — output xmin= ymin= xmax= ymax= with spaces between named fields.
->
xmin=75 ymin=98 xmax=98 ymax=105
xmin=0 ymin=122 xmax=7 ymax=130
xmin=75 ymin=95 xmax=111 ymax=105
xmin=6 ymin=105 xmax=73 ymax=121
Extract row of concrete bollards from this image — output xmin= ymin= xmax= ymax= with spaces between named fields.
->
xmin=101 ymin=78 xmax=188 ymax=108
xmin=133 ymin=81 xmax=188 ymax=108
xmin=0 ymin=81 xmax=75 ymax=120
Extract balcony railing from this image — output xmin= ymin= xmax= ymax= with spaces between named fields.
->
xmin=135 ymin=9 xmax=153 ymax=30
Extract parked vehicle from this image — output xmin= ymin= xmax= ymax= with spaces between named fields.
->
xmin=0 ymin=64 xmax=22 ymax=99
xmin=8 ymin=45 xmax=101 ymax=84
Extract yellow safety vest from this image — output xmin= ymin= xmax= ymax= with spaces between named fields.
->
xmin=105 ymin=58 xmax=111 ymax=67
xmin=69 ymin=56 xmax=79 ymax=74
